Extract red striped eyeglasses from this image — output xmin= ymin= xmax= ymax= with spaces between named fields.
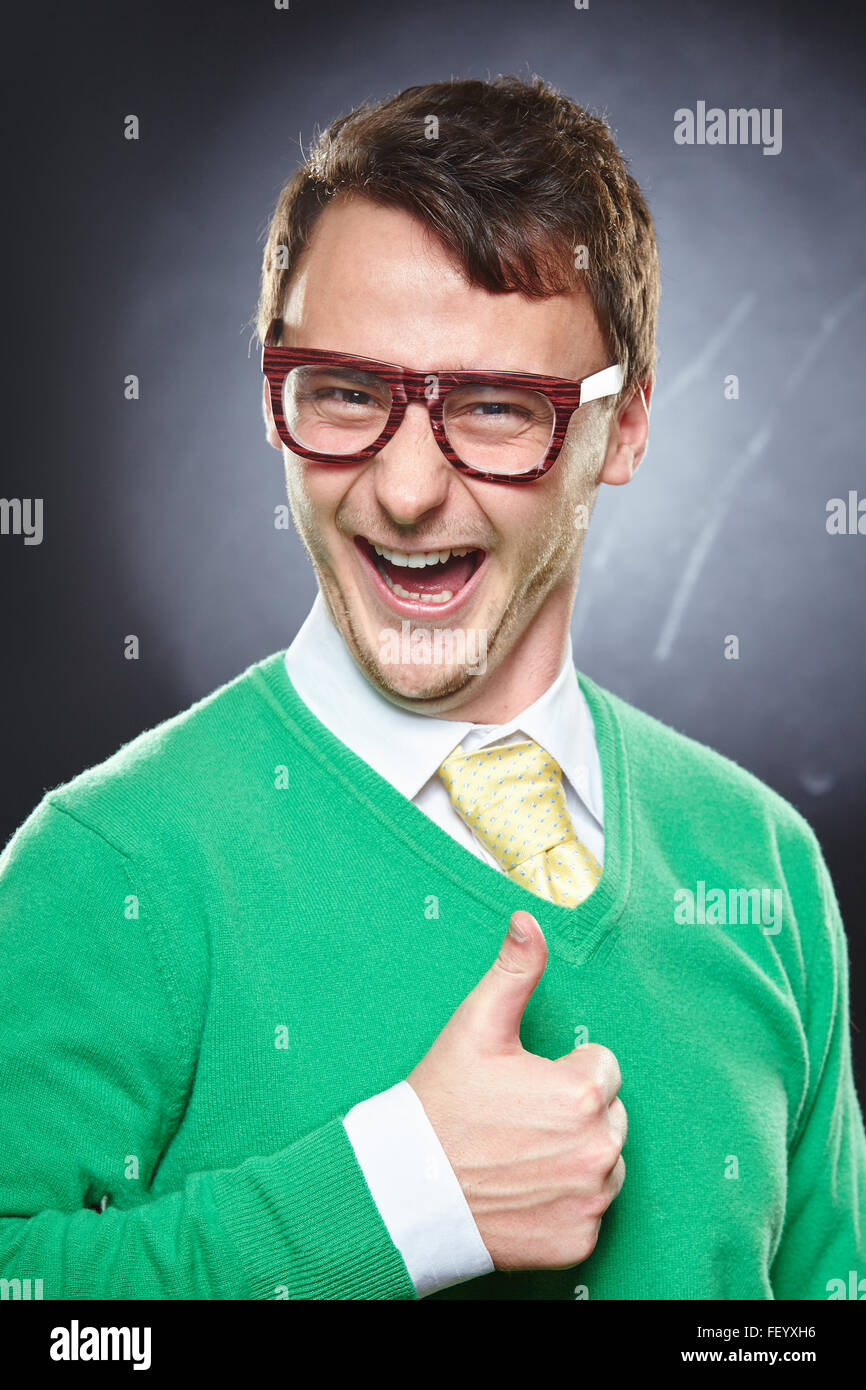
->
xmin=262 ymin=319 xmax=624 ymax=483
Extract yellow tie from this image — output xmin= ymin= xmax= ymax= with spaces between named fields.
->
xmin=437 ymin=738 xmax=602 ymax=908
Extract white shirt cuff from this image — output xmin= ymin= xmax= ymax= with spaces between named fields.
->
xmin=343 ymin=1079 xmax=495 ymax=1297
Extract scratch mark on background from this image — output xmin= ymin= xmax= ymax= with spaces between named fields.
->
xmin=573 ymin=293 xmax=756 ymax=652
xmin=653 ymin=280 xmax=866 ymax=662
xmin=652 ymin=292 xmax=756 ymax=411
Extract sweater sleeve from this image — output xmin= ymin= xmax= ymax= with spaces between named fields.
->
xmin=770 ymin=835 xmax=866 ymax=1299
xmin=0 ymin=800 xmax=416 ymax=1300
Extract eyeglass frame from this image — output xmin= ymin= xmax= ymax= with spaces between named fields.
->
xmin=261 ymin=318 xmax=624 ymax=484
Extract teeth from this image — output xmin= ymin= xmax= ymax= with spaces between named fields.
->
xmin=371 ymin=542 xmax=474 ymax=567
xmin=366 ymin=537 xmax=479 ymax=605
xmin=386 ymin=574 xmax=454 ymax=604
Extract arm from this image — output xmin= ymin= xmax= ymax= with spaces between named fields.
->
xmin=770 ymin=839 xmax=866 ymax=1299
xmin=0 ymin=800 xmax=416 ymax=1300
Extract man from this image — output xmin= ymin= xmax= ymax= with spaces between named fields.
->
xmin=1 ymin=76 xmax=863 ymax=1301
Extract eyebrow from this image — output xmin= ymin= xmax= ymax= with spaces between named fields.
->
xmin=304 ymin=364 xmax=386 ymax=385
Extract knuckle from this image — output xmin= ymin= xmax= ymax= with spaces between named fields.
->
xmin=574 ymin=1079 xmax=607 ymax=1116
xmin=547 ymin=1230 xmax=589 ymax=1269
xmin=573 ymin=1222 xmax=601 ymax=1264
xmin=491 ymin=948 xmax=526 ymax=978
xmin=585 ymin=1137 xmax=621 ymax=1174
xmin=570 ymin=1042 xmax=605 ymax=1073
xmin=590 ymin=1043 xmax=622 ymax=1089
xmin=609 ymin=1096 xmax=628 ymax=1132
xmin=584 ymin=1041 xmax=618 ymax=1070
xmin=584 ymin=1192 xmax=612 ymax=1223
xmin=603 ymin=1056 xmax=623 ymax=1094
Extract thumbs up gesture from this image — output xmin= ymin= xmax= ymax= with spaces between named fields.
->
xmin=407 ymin=910 xmax=627 ymax=1271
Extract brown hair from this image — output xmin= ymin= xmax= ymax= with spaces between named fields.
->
xmin=255 ymin=75 xmax=659 ymax=393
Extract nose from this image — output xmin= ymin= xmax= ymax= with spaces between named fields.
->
xmin=370 ymin=400 xmax=454 ymax=525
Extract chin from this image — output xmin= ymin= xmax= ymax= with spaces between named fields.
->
xmin=321 ymin=566 xmax=496 ymax=704
xmin=364 ymin=652 xmax=482 ymax=706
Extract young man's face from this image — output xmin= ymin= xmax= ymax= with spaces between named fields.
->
xmin=264 ymin=193 xmax=648 ymax=716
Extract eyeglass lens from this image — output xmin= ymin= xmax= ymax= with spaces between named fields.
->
xmin=282 ymin=364 xmax=556 ymax=475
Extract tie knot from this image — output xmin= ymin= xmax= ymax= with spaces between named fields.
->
xmin=437 ymin=738 xmax=575 ymax=871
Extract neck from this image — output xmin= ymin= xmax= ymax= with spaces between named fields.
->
xmin=449 ymin=601 xmax=573 ymax=723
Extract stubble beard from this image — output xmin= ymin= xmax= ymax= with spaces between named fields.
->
xmin=304 ymin=516 xmax=581 ymax=712
xmin=283 ymin=448 xmax=594 ymax=712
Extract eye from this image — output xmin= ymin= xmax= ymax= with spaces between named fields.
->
xmin=287 ymin=367 xmax=392 ymax=417
xmin=467 ymin=400 xmax=532 ymax=419
xmin=312 ymin=387 xmax=380 ymax=408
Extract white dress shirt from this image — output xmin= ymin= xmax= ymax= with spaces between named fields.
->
xmin=284 ymin=592 xmax=605 ymax=1296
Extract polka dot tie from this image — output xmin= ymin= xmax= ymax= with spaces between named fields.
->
xmin=437 ymin=738 xmax=602 ymax=908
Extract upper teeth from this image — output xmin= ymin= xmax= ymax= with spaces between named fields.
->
xmin=371 ymin=543 xmax=473 ymax=568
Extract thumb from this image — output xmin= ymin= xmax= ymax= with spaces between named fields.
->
xmin=456 ymin=911 xmax=548 ymax=1052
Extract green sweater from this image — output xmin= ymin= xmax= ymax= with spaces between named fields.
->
xmin=1 ymin=652 xmax=864 ymax=1301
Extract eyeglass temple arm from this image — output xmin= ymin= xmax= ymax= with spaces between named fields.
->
xmin=579 ymin=364 xmax=624 ymax=403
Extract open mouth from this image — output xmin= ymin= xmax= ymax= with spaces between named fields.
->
xmin=354 ymin=535 xmax=486 ymax=606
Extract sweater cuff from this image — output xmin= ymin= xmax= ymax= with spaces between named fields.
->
xmin=206 ymin=1114 xmax=418 ymax=1299
xmin=343 ymin=1080 xmax=495 ymax=1296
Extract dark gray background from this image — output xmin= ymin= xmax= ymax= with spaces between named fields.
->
xmin=2 ymin=0 xmax=864 ymax=1075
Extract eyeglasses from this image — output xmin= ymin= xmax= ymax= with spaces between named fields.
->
xmin=261 ymin=319 xmax=624 ymax=483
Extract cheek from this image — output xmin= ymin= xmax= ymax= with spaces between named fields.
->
xmin=550 ymin=416 xmax=607 ymax=510
xmin=502 ymin=451 xmax=597 ymax=570
xmin=281 ymin=454 xmax=323 ymax=540
xmin=486 ymin=492 xmax=569 ymax=570
xmin=284 ymin=451 xmax=330 ymax=511
xmin=564 ymin=399 xmax=606 ymax=452
xmin=284 ymin=453 xmax=366 ymax=544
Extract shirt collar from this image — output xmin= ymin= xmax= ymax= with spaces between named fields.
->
xmin=284 ymin=591 xmax=602 ymax=825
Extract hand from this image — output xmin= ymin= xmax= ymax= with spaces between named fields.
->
xmin=407 ymin=909 xmax=626 ymax=1271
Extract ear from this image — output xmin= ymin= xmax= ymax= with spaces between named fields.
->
xmin=262 ymin=377 xmax=282 ymax=451
xmin=598 ymin=378 xmax=653 ymax=485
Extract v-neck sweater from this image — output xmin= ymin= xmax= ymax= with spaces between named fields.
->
xmin=0 ymin=651 xmax=863 ymax=1299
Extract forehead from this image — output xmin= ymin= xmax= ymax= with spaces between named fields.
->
xmin=280 ymin=194 xmax=607 ymax=377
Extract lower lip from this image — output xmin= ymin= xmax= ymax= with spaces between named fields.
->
xmin=353 ymin=537 xmax=488 ymax=618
